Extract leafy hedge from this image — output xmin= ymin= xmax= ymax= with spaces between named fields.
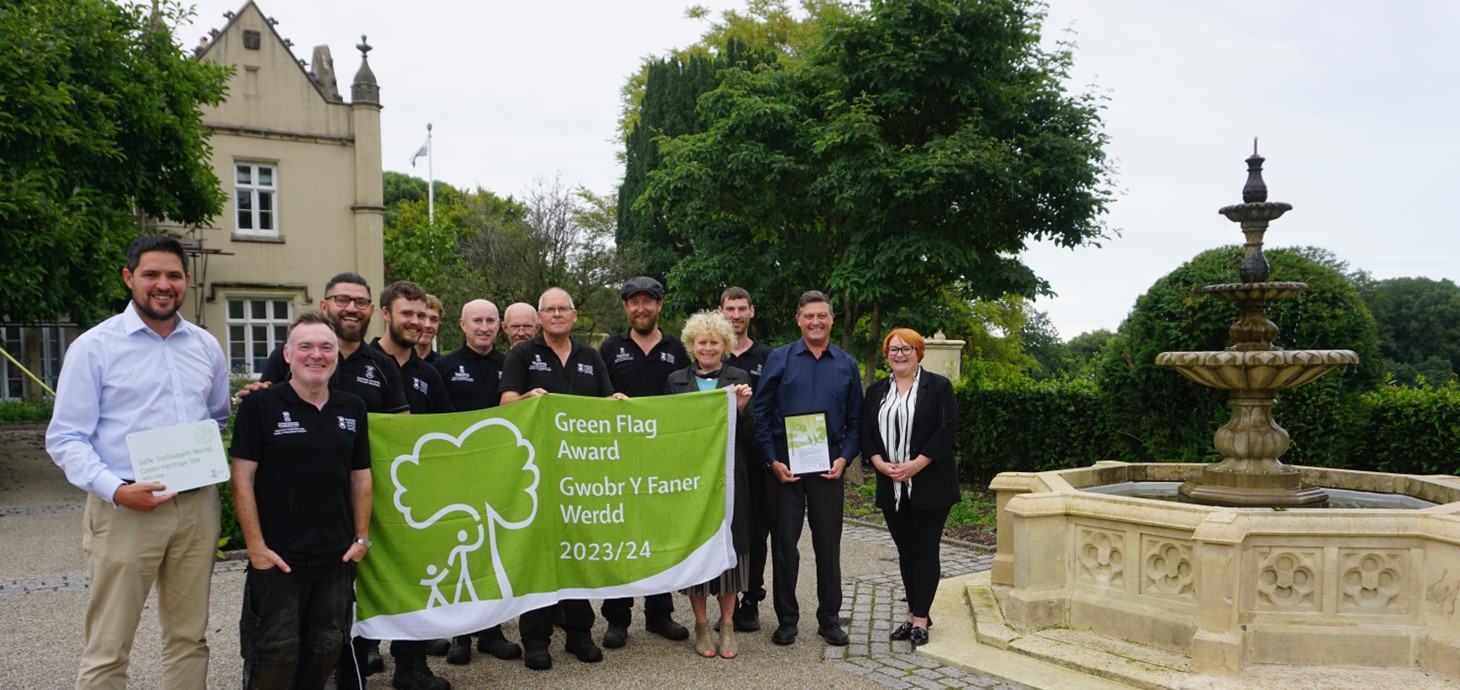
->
xmin=0 ymin=398 xmax=53 ymax=423
xmin=955 ymin=375 xmax=1460 ymax=482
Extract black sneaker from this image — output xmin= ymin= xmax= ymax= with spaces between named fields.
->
xmin=645 ymin=617 xmax=689 ymax=641
xmin=771 ymin=623 xmax=798 ymax=646
xmin=818 ymin=624 xmax=850 ymax=646
xmin=446 ymin=635 xmax=472 ymax=665
xmin=732 ymin=600 xmax=761 ymax=632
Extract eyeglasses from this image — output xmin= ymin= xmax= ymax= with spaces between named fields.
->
xmin=541 ymin=307 xmax=576 ymax=316
xmin=325 ymin=295 xmax=372 ymax=309
xmin=506 ymin=324 xmax=537 ymax=331
xmin=887 ymin=346 xmax=915 ymax=356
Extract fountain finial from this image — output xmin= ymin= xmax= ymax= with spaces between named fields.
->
xmin=1242 ymin=138 xmax=1267 ymax=203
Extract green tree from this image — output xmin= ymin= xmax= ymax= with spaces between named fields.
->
xmin=1363 ymin=277 xmax=1460 ymax=385
xmin=0 ymin=0 xmax=231 ymax=325
xmin=1098 ymin=246 xmax=1381 ymax=466
xmin=641 ymin=0 xmax=1112 ymax=378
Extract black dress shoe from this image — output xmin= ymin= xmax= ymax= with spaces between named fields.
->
xmin=909 ymin=625 xmax=930 ymax=646
xmin=890 ymin=621 xmax=914 ymax=641
xmin=818 ymin=624 xmax=850 ymax=646
xmin=771 ymin=623 xmax=798 ymax=646
xmin=645 ymin=617 xmax=689 ymax=641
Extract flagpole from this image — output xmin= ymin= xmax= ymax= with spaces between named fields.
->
xmin=426 ymin=122 xmax=434 ymax=226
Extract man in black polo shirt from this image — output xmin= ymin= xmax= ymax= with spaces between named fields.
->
xmin=434 ymin=299 xmax=506 ymax=414
xmin=259 ymin=272 xmax=410 ymax=415
xmin=367 ymin=280 xmax=455 ymax=690
xmin=371 ymin=281 xmax=453 ymax=416
xmin=415 ymin=294 xmax=444 ymax=363
xmin=596 ymin=277 xmax=690 ymax=648
xmin=718 ymin=286 xmax=775 ymax=632
xmin=231 ymin=313 xmax=372 ymax=689
xmin=432 ymin=298 xmax=524 ymax=666
xmin=499 ymin=287 xmax=621 ymax=671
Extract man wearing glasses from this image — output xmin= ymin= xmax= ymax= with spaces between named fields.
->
xmin=499 ymin=287 xmax=623 ymax=671
xmin=502 ymin=302 xmax=540 ymax=348
xmin=260 ymin=272 xmax=409 ymax=416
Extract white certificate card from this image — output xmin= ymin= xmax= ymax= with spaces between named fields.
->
xmin=125 ymin=420 xmax=229 ymax=494
xmin=785 ymin=413 xmax=831 ymax=475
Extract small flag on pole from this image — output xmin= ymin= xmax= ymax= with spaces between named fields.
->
xmin=410 ymin=141 xmax=429 ymax=168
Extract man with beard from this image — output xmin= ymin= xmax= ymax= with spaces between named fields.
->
xmin=501 ymin=302 xmax=539 ymax=348
xmin=754 ymin=290 xmax=863 ymax=649
xmin=260 ymin=272 xmax=409 ymax=416
xmin=368 ymin=280 xmax=454 ymax=689
xmin=499 ymin=287 xmax=622 ymax=671
xmin=596 ymin=277 xmax=690 ymax=649
xmin=47 ymin=234 xmax=231 ymax=689
xmin=432 ymin=299 xmax=524 ymax=665
xmin=718 ymin=286 xmax=775 ymax=632
xmin=415 ymin=294 xmax=444 ymax=363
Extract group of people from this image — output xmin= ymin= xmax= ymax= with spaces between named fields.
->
xmin=45 ymin=233 xmax=962 ymax=690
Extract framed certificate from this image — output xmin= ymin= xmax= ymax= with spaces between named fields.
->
xmin=785 ymin=412 xmax=831 ymax=475
xmin=125 ymin=420 xmax=229 ymax=494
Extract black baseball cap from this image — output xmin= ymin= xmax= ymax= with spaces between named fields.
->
xmin=620 ymin=277 xmax=664 ymax=301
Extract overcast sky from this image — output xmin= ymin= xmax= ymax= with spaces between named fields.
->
xmin=179 ymin=0 xmax=1459 ymax=341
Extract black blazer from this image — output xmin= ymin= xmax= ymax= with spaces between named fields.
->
xmin=859 ymin=368 xmax=960 ymax=511
xmin=665 ymin=364 xmax=755 ymax=554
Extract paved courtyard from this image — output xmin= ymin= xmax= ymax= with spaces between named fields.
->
xmin=0 ymin=425 xmax=1014 ymax=689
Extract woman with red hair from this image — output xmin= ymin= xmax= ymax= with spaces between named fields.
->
xmin=859 ymin=328 xmax=959 ymax=646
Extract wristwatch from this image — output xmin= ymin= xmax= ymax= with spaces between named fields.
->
xmin=353 ymin=537 xmax=372 ymax=549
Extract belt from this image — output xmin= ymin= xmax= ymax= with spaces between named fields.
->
xmin=122 ymin=481 xmax=203 ymax=496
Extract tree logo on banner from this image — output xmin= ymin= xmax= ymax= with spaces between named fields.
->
xmin=390 ymin=418 xmax=539 ymax=606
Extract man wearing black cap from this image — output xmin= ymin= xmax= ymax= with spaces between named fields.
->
xmin=595 ymin=277 xmax=692 ymax=649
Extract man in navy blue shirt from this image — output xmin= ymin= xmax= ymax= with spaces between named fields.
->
xmin=753 ymin=290 xmax=862 ymax=648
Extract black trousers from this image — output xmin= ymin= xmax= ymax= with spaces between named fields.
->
xmin=600 ymin=592 xmax=674 ymax=627
xmin=520 ymin=600 xmax=594 ymax=650
xmin=767 ymin=469 xmax=843 ymax=628
xmin=743 ymin=459 xmax=771 ymax=604
xmin=240 ymin=562 xmax=354 ymax=690
xmin=883 ymin=504 xmax=951 ymax=618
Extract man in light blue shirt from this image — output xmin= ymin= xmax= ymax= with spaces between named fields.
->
xmin=46 ymin=234 xmax=230 ymax=690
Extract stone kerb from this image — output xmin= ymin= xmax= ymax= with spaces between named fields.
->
xmin=992 ymin=462 xmax=1460 ymax=680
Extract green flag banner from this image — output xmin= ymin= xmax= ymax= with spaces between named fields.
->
xmin=356 ymin=389 xmax=736 ymax=640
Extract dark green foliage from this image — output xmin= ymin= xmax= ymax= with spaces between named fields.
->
xmin=954 ymin=374 xmax=1121 ymax=485
xmin=1097 ymin=246 xmax=1381 ymax=465
xmin=1362 ymin=277 xmax=1460 ymax=385
xmin=641 ymin=0 xmax=1113 ymax=372
xmin=0 ymin=398 xmax=53 ymax=423
xmin=0 ymin=0 xmax=231 ymax=325
xmin=1356 ymin=380 xmax=1460 ymax=475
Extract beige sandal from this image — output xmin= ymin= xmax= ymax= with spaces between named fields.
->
xmin=695 ymin=621 xmax=715 ymax=658
xmin=719 ymin=628 xmax=737 ymax=659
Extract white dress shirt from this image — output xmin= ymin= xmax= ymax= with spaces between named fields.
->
xmin=46 ymin=303 xmax=230 ymax=505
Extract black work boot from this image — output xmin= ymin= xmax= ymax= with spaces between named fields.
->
xmin=446 ymin=635 xmax=472 ymax=665
xmin=391 ymin=652 xmax=451 ymax=690
xmin=476 ymin=625 xmax=522 ymax=660
xmin=732 ymin=598 xmax=761 ymax=632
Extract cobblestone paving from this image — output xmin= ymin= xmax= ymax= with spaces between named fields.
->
xmin=837 ymin=524 xmax=1014 ymax=689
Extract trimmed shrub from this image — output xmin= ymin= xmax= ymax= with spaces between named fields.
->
xmin=955 ymin=373 xmax=1121 ymax=485
xmin=1356 ymin=380 xmax=1460 ymax=475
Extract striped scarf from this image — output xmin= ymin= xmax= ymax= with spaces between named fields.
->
xmin=877 ymin=368 xmax=920 ymax=510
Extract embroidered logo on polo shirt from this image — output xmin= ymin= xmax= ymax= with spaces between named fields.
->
xmin=365 ymin=365 xmax=376 ymax=379
xmin=413 ymin=378 xmax=429 ymax=396
xmin=337 ymin=416 xmax=357 ymax=432
xmin=751 ymin=364 xmax=763 ymax=377
xmin=451 ymin=365 xmax=474 ymax=383
xmin=614 ymin=347 xmax=632 ymax=363
xmin=274 ymin=411 xmax=305 ymax=436
xmin=576 ymin=363 xmax=595 ymax=375
xmin=529 ymin=354 xmax=551 ymax=372
xmin=660 ymin=352 xmax=677 ymax=364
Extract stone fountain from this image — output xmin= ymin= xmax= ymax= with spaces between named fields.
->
xmin=921 ymin=152 xmax=1460 ymax=688
xmin=1154 ymin=147 xmax=1358 ymax=507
